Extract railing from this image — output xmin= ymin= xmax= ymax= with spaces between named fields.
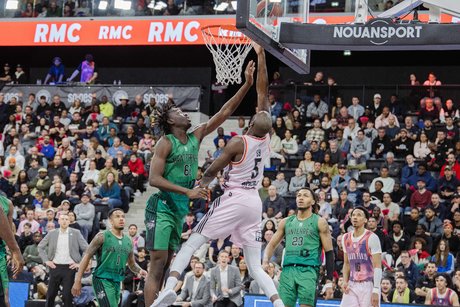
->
xmin=269 ymin=84 xmax=460 ymax=109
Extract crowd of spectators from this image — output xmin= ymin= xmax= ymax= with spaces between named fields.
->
xmin=0 ymin=67 xmax=459 ymax=306
xmin=0 ymin=89 xmax=155 ymax=304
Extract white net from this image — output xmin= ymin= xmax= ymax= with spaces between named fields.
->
xmin=201 ymin=25 xmax=253 ymax=85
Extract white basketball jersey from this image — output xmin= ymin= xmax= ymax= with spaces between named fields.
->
xmin=222 ymin=134 xmax=270 ymax=190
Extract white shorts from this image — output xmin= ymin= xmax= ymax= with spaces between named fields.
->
xmin=194 ymin=189 xmax=262 ymax=248
xmin=340 ymin=281 xmax=377 ymax=307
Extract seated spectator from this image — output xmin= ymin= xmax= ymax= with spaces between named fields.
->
xmin=346 ymin=178 xmax=362 ymax=206
xmin=272 ymin=172 xmax=288 ymax=197
xmin=336 ymin=106 xmax=353 ymax=129
xmin=372 ymin=128 xmax=392 ymax=158
xmin=331 ymin=164 xmax=350 ymax=192
xmin=128 ymin=153 xmax=147 ymax=193
xmin=431 ymin=239 xmax=455 ymax=274
xmin=362 ymin=191 xmax=376 ymax=214
xmin=343 ymin=118 xmax=360 ymax=141
xmin=207 ymin=237 xmax=231 ymax=266
xmin=378 ymin=193 xmax=400 ymax=230
xmin=332 ymin=189 xmax=353 ymax=223
xmin=39 ymin=208 xmax=58 ymax=233
xmin=97 ymin=117 xmax=119 ymax=146
xmin=422 ymin=119 xmax=437 ymax=142
xmin=107 ymin=137 xmax=128 ymax=158
xmin=410 ymin=179 xmax=433 ymax=210
xmin=316 ymin=175 xmax=339 ymax=208
xmin=258 ymin=177 xmax=271 ymax=202
xmin=309 ymin=140 xmax=325 ymax=163
xmin=28 ymin=167 xmax=52 ymax=196
xmin=213 ymin=127 xmax=231 ymax=147
xmin=419 ymin=97 xmax=439 ymax=123
xmin=175 ymin=261 xmax=211 ymax=306
xmin=388 ymin=276 xmax=417 ymax=303
xmin=317 ymin=190 xmax=332 ymax=220
xmin=97 ymin=172 xmax=123 ymax=210
xmin=48 ymin=183 xmax=67 ymax=208
xmin=419 ymin=206 xmax=443 ymax=243
xmin=414 ymin=261 xmax=437 ymax=303
xmin=388 ymin=221 xmax=411 ymax=252
xmin=442 ymin=222 xmax=459 ymax=256
xmin=392 ymin=129 xmax=415 ymax=159
xmin=66 ymin=172 xmax=85 ymax=206
xmin=401 ymin=154 xmax=418 ymax=188
xmin=261 ymin=229 xmax=284 ymax=266
xmin=368 ymin=216 xmax=388 ymax=252
xmin=439 ymin=168 xmax=459 ymax=202
xmin=280 ymin=130 xmax=298 ymax=158
xmin=440 ymin=153 xmax=460 ymax=180
xmin=17 ymin=209 xmax=40 ymax=235
xmin=262 ymin=185 xmax=287 ymax=220
xmin=397 ymin=250 xmax=420 ymax=290
xmin=380 ymin=278 xmax=393 ymax=303
xmin=347 ymin=129 xmax=371 ymax=168
xmin=23 ymin=231 xmax=43 ymax=269
xmin=326 ymin=140 xmax=343 ymax=165
xmin=375 ymin=106 xmax=400 ymax=129
xmin=98 ymin=158 xmax=119 ymax=185
xmin=298 ymin=151 xmax=314 ymax=175
xmin=18 ymin=222 xmax=34 ymax=253
xmin=305 ymin=119 xmax=325 ymax=144
xmin=430 ymin=193 xmax=449 ymax=222
xmin=288 ymin=168 xmax=306 ymax=194
xmin=370 ymin=166 xmax=395 ymax=194
xmin=74 ymin=192 xmax=95 ymax=241
xmin=308 ymin=161 xmax=324 ymax=190
xmin=383 ymin=152 xmax=400 ymax=177
xmin=138 ymin=132 xmax=155 ymax=162
xmin=82 ymin=160 xmax=100 ymax=184
xmin=306 ymin=94 xmax=328 ymax=121
xmin=407 ymin=163 xmax=436 ymax=192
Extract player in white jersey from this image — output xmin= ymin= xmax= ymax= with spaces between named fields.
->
xmin=152 ymin=44 xmax=284 ymax=307
xmin=340 ymin=206 xmax=382 ymax=307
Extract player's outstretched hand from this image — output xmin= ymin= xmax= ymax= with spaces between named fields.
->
xmin=252 ymin=42 xmax=264 ymax=55
xmin=10 ymin=250 xmax=24 ymax=279
xmin=371 ymin=293 xmax=379 ymax=307
xmin=186 ymin=186 xmax=208 ymax=200
xmin=72 ymin=281 xmax=82 ymax=297
xmin=138 ymin=269 xmax=148 ymax=279
xmin=244 ymin=60 xmax=256 ymax=86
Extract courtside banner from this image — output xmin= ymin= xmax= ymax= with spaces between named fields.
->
xmin=1 ymin=84 xmax=201 ymax=110
xmin=0 ymin=13 xmax=454 ymax=46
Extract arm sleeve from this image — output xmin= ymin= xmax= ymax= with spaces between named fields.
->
xmin=369 ymin=233 xmax=382 ymax=255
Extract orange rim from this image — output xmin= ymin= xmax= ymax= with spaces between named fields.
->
xmin=201 ymin=25 xmax=249 ymax=41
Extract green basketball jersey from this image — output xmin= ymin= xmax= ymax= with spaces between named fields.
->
xmin=93 ymin=231 xmax=133 ymax=282
xmin=0 ymin=196 xmax=10 ymax=257
xmin=283 ymin=213 xmax=321 ymax=267
xmin=159 ymin=133 xmax=199 ymax=215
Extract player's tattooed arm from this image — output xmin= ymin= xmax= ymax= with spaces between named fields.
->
xmin=127 ymin=251 xmax=142 ymax=275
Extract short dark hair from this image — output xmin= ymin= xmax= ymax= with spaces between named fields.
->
xmin=108 ymin=208 xmax=124 ymax=218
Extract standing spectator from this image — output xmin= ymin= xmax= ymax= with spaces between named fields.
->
xmin=67 ymin=54 xmax=98 ymax=84
xmin=38 ymin=214 xmax=88 ymax=307
xmin=14 ymin=64 xmax=27 ymax=84
xmin=210 ymin=250 xmax=242 ymax=307
xmin=44 ymin=57 xmax=65 ymax=84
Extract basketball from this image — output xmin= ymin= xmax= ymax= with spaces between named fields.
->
xmin=256 ymin=0 xmax=284 ymax=18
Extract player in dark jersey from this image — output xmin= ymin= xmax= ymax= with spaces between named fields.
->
xmin=71 ymin=208 xmax=147 ymax=307
xmin=145 ymin=61 xmax=255 ymax=306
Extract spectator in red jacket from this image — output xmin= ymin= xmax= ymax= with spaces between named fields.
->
xmin=440 ymin=153 xmax=460 ymax=180
xmin=127 ymin=153 xmax=146 ymax=193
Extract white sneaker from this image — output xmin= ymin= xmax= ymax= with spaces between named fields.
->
xmin=134 ymin=191 xmax=142 ymax=197
xmin=151 ymin=289 xmax=177 ymax=307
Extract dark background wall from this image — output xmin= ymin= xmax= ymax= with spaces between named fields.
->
xmin=1 ymin=46 xmax=459 ymax=115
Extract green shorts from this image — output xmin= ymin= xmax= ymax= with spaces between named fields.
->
xmin=278 ymin=265 xmax=319 ymax=307
xmin=0 ymin=255 xmax=8 ymax=291
xmin=145 ymin=194 xmax=186 ymax=251
xmin=93 ymin=277 xmax=120 ymax=307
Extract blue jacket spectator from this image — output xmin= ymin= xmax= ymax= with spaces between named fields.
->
xmin=401 ymin=158 xmax=418 ymax=187
xmin=98 ymin=117 xmax=119 ymax=143
xmin=407 ymin=164 xmax=437 ymax=192
xmin=40 ymin=140 xmax=56 ymax=161
xmin=397 ymin=252 xmax=420 ymax=290
xmin=269 ymin=94 xmax=283 ymax=122
xmin=213 ymin=127 xmax=231 ymax=147
xmin=98 ymin=172 xmax=122 ymax=209
xmin=431 ymin=239 xmax=455 ymax=274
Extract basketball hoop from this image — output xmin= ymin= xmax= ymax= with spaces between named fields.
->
xmin=201 ymin=25 xmax=253 ymax=85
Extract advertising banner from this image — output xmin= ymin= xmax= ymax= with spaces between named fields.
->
xmin=0 ymin=13 xmax=453 ymax=46
xmin=1 ymin=84 xmax=201 ymax=111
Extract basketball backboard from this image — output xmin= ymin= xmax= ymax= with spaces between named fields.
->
xmin=236 ymin=0 xmax=311 ymax=74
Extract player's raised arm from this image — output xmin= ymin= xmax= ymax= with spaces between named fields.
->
xmin=149 ymin=137 xmax=207 ymax=200
xmin=193 ymin=61 xmax=255 ymax=141
xmin=72 ymin=232 xmax=105 ymax=297
xmin=200 ymin=137 xmax=244 ymax=188
xmin=253 ymin=44 xmax=270 ymax=113
xmin=318 ymin=217 xmax=334 ymax=281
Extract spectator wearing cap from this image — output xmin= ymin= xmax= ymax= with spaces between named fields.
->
xmin=368 ymin=93 xmax=384 ymax=118
xmin=407 ymin=163 xmax=437 ymax=192
xmin=114 ymin=96 xmax=133 ymax=121
xmin=347 ymin=96 xmax=365 ymax=121
xmin=14 ymin=64 xmax=26 ymax=84
xmin=29 ymin=167 xmax=52 ymax=196
xmin=438 ymin=166 xmax=459 ymax=200
xmin=1 ymin=156 xmax=20 ymax=185
xmin=440 ymin=153 xmax=460 ymax=180
xmin=419 ymin=206 xmax=444 ymax=243
xmin=331 ymin=164 xmax=350 ymax=192
xmin=382 ymin=152 xmax=400 ymax=178
xmin=441 ymin=222 xmax=459 ymax=256
xmin=74 ymin=192 xmax=95 ymax=241
xmin=0 ymin=63 xmax=12 ymax=84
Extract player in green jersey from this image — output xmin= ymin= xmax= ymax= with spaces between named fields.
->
xmin=144 ymin=61 xmax=255 ymax=306
xmin=0 ymin=194 xmax=24 ymax=307
xmin=263 ymin=187 xmax=334 ymax=307
xmin=72 ymin=208 xmax=147 ymax=307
